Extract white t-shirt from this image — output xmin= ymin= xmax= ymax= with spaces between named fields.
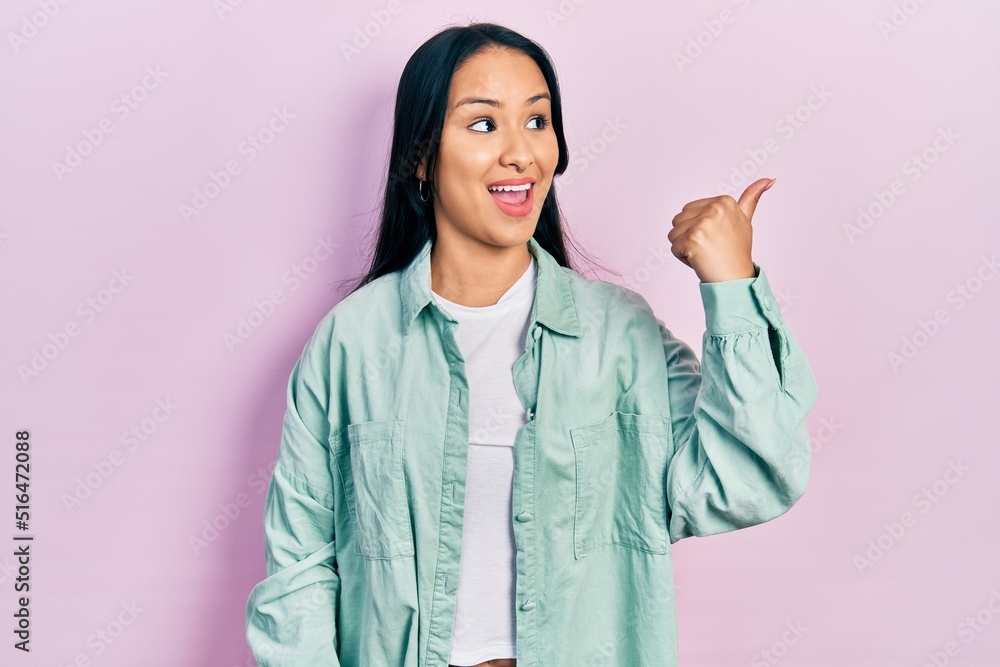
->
xmin=430 ymin=253 xmax=537 ymax=667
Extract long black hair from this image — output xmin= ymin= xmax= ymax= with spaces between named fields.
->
xmin=338 ymin=21 xmax=614 ymax=298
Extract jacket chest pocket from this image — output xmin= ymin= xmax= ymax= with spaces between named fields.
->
xmin=569 ymin=411 xmax=673 ymax=559
xmin=336 ymin=419 xmax=415 ymax=560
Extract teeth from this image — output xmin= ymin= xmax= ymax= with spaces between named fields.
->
xmin=488 ymin=183 xmax=532 ymax=192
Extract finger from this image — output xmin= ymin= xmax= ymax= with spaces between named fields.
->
xmin=737 ymin=177 xmax=775 ymax=222
xmin=674 ymin=196 xmax=739 ymax=229
xmin=670 ymin=204 xmax=707 ymax=227
xmin=669 ymin=230 xmax=694 ymax=267
xmin=668 ymin=204 xmax=709 ymax=242
xmin=667 ymin=214 xmax=699 ymax=244
xmin=678 ymin=194 xmax=727 ymax=211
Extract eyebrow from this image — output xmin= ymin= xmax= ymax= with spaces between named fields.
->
xmin=453 ymin=93 xmax=551 ymax=110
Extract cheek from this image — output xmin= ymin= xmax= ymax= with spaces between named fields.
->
xmin=540 ymin=137 xmax=560 ymax=171
xmin=444 ymin=180 xmax=486 ymax=211
xmin=440 ymin=129 xmax=492 ymax=169
xmin=435 ymin=166 xmax=488 ymax=215
xmin=537 ymin=140 xmax=560 ymax=198
xmin=437 ymin=139 xmax=493 ymax=199
xmin=462 ymin=146 xmax=497 ymax=176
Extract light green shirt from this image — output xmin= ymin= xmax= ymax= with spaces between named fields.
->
xmin=245 ymin=236 xmax=819 ymax=666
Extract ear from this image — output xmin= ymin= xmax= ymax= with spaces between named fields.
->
xmin=414 ymin=155 xmax=428 ymax=181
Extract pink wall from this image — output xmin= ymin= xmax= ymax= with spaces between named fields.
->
xmin=3 ymin=1 xmax=998 ymax=665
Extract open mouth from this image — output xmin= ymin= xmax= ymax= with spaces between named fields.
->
xmin=487 ymin=182 xmax=533 ymax=217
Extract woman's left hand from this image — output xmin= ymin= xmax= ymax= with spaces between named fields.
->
xmin=667 ymin=177 xmax=774 ymax=283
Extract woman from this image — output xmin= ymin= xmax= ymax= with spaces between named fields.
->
xmin=245 ymin=22 xmax=818 ymax=667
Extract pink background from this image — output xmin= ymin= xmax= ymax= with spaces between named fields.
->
xmin=3 ymin=1 xmax=999 ymax=665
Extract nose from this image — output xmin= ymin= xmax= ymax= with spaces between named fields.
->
xmin=499 ymin=127 xmax=533 ymax=173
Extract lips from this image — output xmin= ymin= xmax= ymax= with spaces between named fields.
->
xmin=488 ymin=182 xmax=534 ymax=218
xmin=487 ymin=177 xmax=535 ymax=188
xmin=490 ymin=186 xmax=529 ymax=205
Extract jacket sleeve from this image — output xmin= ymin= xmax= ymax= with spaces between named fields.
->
xmin=246 ymin=318 xmax=342 ymax=665
xmin=660 ymin=262 xmax=819 ymax=543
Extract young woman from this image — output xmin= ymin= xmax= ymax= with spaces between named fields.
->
xmin=246 ymin=22 xmax=819 ymax=667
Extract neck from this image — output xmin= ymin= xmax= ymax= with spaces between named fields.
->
xmin=430 ymin=234 xmax=533 ymax=307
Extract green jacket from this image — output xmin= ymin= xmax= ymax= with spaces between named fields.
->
xmin=245 ymin=235 xmax=819 ymax=666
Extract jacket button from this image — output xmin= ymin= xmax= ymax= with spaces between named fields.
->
xmin=526 ymin=408 xmax=534 ymax=421
xmin=516 ymin=512 xmax=533 ymax=522
xmin=761 ymin=295 xmax=777 ymax=314
xmin=521 ymin=601 xmax=537 ymax=611
xmin=532 ymin=327 xmax=541 ymax=340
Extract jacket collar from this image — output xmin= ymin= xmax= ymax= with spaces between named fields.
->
xmin=400 ymin=236 xmax=582 ymax=337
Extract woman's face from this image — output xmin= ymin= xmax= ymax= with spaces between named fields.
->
xmin=418 ymin=47 xmax=559 ymax=250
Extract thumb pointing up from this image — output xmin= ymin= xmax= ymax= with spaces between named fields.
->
xmin=737 ymin=177 xmax=777 ymax=224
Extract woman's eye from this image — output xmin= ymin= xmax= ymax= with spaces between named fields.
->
xmin=528 ymin=115 xmax=550 ymax=130
xmin=470 ymin=118 xmax=495 ymax=132
xmin=469 ymin=116 xmax=550 ymax=133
